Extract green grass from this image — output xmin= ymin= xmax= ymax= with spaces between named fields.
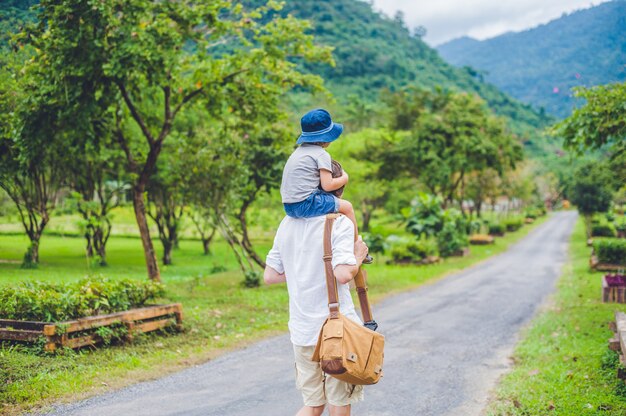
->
xmin=486 ymin=218 xmax=626 ymax=416
xmin=0 ymin=213 xmax=546 ymax=415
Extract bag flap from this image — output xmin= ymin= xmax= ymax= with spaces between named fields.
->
xmin=321 ymin=318 xmax=344 ymax=339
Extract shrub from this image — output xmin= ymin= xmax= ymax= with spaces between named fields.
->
xmin=242 ymin=271 xmax=261 ymax=288
xmin=594 ymin=239 xmax=626 ymax=265
xmin=591 ymin=223 xmax=617 ymax=238
xmin=387 ymin=237 xmax=437 ymax=263
xmin=362 ymin=233 xmax=386 ymax=254
xmin=0 ymin=277 xmax=164 ymax=322
xmin=488 ymin=223 xmax=505 ymax=235
xmin=504 ymin=218 xmax=523 ymax=232
xmin=437 ymin=209 xmax=469 ymax=257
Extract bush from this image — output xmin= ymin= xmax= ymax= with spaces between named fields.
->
xmin=388 ymin=237 xmax=437 ymax=263
xmin=362 ymin=233 xmax=386 ymax=254
xmin=437 ymin=209 xmax=469 ymax=257
xmin=594 ymin=239 xmax=626 ymax=265
xmin=591 ymin=223 xmax=617 ymax=237
xmin=242 ymin=271 xmax=261 ymax=288
xmin=488 ymin=223 xmax=505 ymax=235
xmin=504 ymin=218 xmax=523 ymax=232
xmin=0 ymin=278 xmax=164 ymax=322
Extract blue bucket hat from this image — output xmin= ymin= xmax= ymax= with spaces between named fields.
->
xmin=296 ymin=108 xmax=344 ymax=145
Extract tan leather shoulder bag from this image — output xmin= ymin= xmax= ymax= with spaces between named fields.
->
xmin=311 ymin=214 xmax=385 ymax=385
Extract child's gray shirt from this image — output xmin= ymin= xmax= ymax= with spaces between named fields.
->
xmin=280 ymin=144 xmax=332 ymax=204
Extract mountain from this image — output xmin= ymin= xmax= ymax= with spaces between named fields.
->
xmin=1 ymin=0 xmax=552 ymax=145
xmin=437 ymin=0 xmax=626 ymax=118
xmin=270 ymin=0 xmax=550 ymax=138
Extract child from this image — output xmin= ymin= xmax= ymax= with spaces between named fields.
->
xmin=280 ymin=108 xmax=372 ymax=263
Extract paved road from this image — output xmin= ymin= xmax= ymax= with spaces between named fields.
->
xmin=40 ymin=211 xmax=577 ymax=416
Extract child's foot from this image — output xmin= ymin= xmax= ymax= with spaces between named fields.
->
xmin=363 ymin=255 xmax=374 ymax=264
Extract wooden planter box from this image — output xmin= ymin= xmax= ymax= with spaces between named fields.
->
xmin=590 ymin=255 xmax=626 ymax=272
xmin=388 ymin=255 xmax=440 ymax=266
xmin=524 ymin=218 xmax=535 ymax=224
xmin=469 ymin=235 xmax=495 ymax=245
xmin=602 ymin=275 xmax=626 ymax=303
xmin=0 ymin=303 xmax=183 ymax=352
xmin=449 ymin=247 xmax=470 ymax=257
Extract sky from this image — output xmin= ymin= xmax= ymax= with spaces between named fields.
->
xmin=370 ymin=0 xmax=612 ymax=46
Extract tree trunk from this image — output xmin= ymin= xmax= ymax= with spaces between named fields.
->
xmin=584 ymin=214 xmax=593 ymax=239
xmin=202 ymin=238 xmax=211 ymax=255
xmin=202 ymin=228 xmax=216 ymax=255
xmin=22 ymin=239 xmax=40 ymax=268
xmin=238 ymin=199 xmax=266 ymax=268
xmin=84 ymin=232 xmax=94 ymax=257
xmin=162 ymin=239 xmax=173 ymax=265
xmin=362 ymin=207 xmax=372 ymax=232
xmin=133 ymin=186 xmax=161 ymax=281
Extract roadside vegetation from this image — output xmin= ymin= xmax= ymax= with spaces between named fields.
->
xmin=487 ymin=217 xmax=626 ymax=415
xmin=0 ymin=211 xmax=544 ymax=415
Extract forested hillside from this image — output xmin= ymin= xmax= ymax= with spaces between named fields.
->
xmin=266 ymin=0 xmax=550 ymax=138
xmin=2 ymin=0 xmax=552 ymax=143
xmin=437 ymin=0 xmax=626 ymax=118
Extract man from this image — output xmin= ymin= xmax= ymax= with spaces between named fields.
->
xmin=264 ymin=210 xmax=369 ymax=416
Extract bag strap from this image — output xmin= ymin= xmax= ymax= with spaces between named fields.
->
xmin=323 ymin=214 xmax=341 ymax=319
xmin=323 ymin=214 xmax=375 ymax=324
xmin=354 ymin=269 xmax=373 ymax=323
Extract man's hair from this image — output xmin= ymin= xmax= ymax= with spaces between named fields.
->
xmin=331 ymin=159 xmax=344 ymax=197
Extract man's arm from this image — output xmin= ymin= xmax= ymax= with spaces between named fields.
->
xmin=264 ymin=265 xmax=286 ymax=285
xmin=334 ymin=235 xmax=368 ymax=284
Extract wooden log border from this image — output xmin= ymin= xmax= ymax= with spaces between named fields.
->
xmin=0 ymin=303 xmax=183 ymax=352
xmin=609 ymin=311 xmax=626 ymax=381
xmin=602 ymin=276 xmax=626 ymax=303
xmin=591 ymin=256 xmax=626 ymax=272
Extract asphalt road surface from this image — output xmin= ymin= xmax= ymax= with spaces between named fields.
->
xmin=40 ymin=211 xmax=577 ymax=416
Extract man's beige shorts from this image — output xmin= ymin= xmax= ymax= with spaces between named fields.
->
xmin=293 ymin=344 xmax=364 ymax=407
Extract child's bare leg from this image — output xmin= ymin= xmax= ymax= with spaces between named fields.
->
xmin=338 ymin=199 xmax=358 ymax=241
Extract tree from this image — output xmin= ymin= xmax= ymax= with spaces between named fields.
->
xmin=379 ymin=88 xmax=523 ymax=207
xmin=465 ymin=169 xmax=500 ymax=217
xmin=555 ymin=82 xmax=626 ymax=154
xmin=0 ymin=53 xmax=65 ymax=267
xmin=333 ymin=128 xmax=391 ymax=231
xmin=146 ymin=164 xmax=186 ymax=266
xmin=569 ymin=162 xmax=614 ymax=238
xmin=30 ymin=0 xmax=332 ymax=281
xmin=554 ymin=82 xmax=626 ymax=183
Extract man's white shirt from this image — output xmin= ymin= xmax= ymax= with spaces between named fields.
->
xmin=266 ymin=215 xmax=362 ymax=346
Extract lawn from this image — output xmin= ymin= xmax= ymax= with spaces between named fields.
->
xmin=486 ymin=218 xmax=626 ymax=415
xmin=0 ymin=210 xmax=546 ymax=415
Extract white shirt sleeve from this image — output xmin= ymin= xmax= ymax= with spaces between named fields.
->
xmin=316 ymin=150 xmax=332 ymax=172
xmin=266 ymin=233 xmax=285 ymax=274
xmin=331 ymin=216 xmax=357 ymax=269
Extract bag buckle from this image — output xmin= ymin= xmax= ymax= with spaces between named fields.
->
xmin=328 ymin=302 xmax=339 ymax=309
xmin=322 ymin=254 xmax=333 ymax=262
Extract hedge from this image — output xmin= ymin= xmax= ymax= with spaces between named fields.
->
xmin=594 ymin=239 xmax=626 ymax=265
xmin=0 ymin=278 xmax=165 ymax=322
xmin=504 ymin=219 xmax=524 ymax=232
xmin=591 ymin=224 xmax=617 ymax=238
xmin=489 ymin=223 xmax=506 ymax=235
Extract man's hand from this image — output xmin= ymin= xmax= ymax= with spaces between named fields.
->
xmin=354 ymin=235 xmax=368 ymax=266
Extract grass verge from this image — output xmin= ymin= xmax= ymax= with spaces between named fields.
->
xmin=486 ymin=218 xmax=626 ymax=415
xmin=0 ymin=216 xmax=547 ymax=415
